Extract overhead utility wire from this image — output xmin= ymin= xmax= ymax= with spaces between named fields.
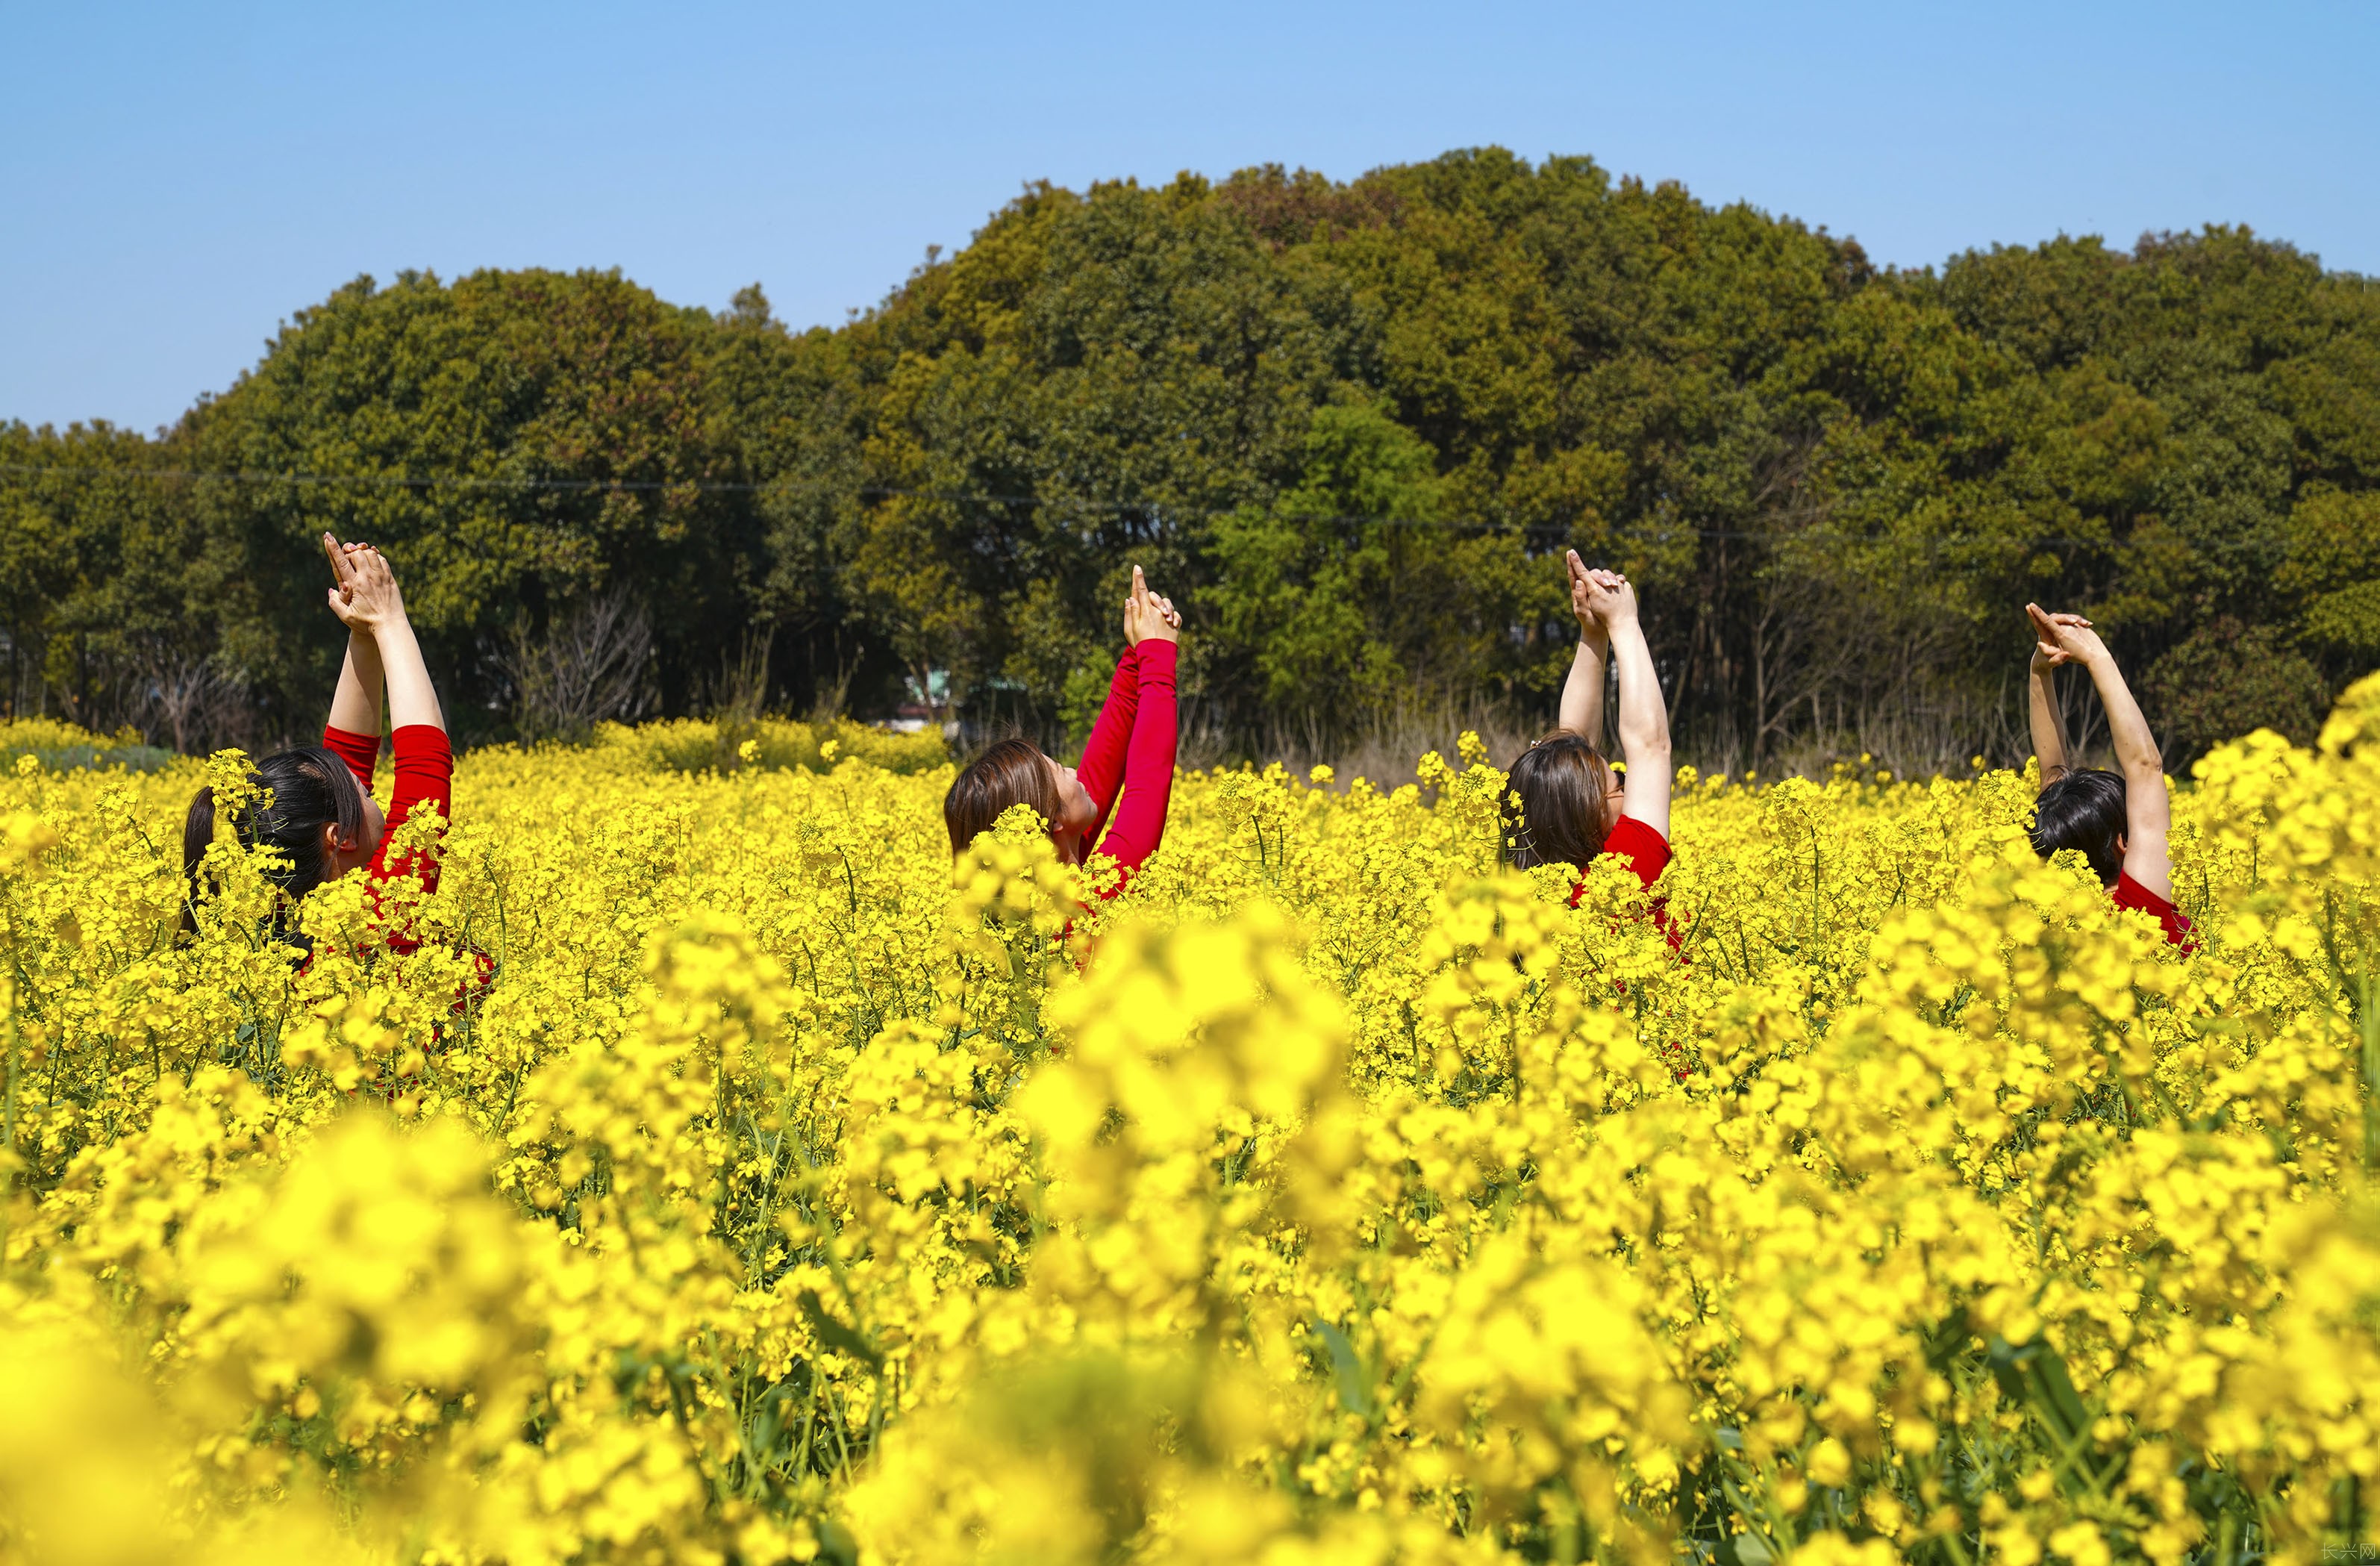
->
xmin=0 ymin=461 xmax=2164 ymax=552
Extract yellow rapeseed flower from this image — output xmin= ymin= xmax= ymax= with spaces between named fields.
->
xmin=0 ymin=683 xmax=2375 ymax=1562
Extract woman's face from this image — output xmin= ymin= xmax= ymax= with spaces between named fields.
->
xmin=1600 ymin=757 xmax=1627 ymax=837
xmin=1044 ymin=752 xmax=1099 ymax=846
xmin=325 ymin=766 xmax=385 ymax=876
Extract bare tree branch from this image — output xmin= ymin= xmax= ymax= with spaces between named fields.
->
xmin=501 ymin=588 xmax=658 ymax=742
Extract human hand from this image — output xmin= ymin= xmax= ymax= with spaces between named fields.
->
xmin=324 ymin=532 xmax=407 ymax=633
xmin=2026 ymin=603 xmax=2105 ymax=670
xmin=1124 ymin=564 xmax=1181 ymax=646
xmin=1568 ymin=552 xmax=1637 ymax=629
xmin=1565 ymin=552 xmax=1607 ymax=637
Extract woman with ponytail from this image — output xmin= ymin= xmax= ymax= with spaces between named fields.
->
xmin=182 ymin=534 xmax=452 ymax=952
xmin=943 ymin=565 xmax=1181 ymax=896
xmin=1502 ymin=551 xmax=1678 ymax=940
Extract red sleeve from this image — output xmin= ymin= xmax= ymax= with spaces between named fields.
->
xmin=1570 ymin=817 xmax=1683 ymax=955
xmin=1091 ymin=640 xmax=1177 ymax=894
xmin=1599 ymin=817 xmax=1672 ymax=890
xmin=2112 ymin=871 xmax=2196 ymax=952
xmin=1071 ymin=647 xmax=1140 ymax=855
xmin=322 ymin=725 xmax=379 ymax=790
xmin=372 ymin=725 xmax=454 ymax=890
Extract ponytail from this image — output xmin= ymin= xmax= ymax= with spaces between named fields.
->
xmin=181 ymin=747 xmax=366 ymax=935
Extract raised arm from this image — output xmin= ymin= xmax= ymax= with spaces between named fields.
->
xmin=326 ymin=537 xmax=454 ymax=884
xmin=1587 ymin=574 xmax=1670 ymax=840
xmin=2024 ymin=604 xmax=2087 ymax=789
xmin=318 ymin=537 xmax=388 ymax=788
xmin=1090 ymin=568 xmax=1181 ymax=882
xmin=1555 ymin=550 xmax=1611 ymax=744
xmin=2027 ymin=603 xmax=2170 ymax=902
xmin=327 ymin=537 xmax=445 ymax=735
xmin=1073 ymin=575 xmax=1155 ymax=846
xmin=328 ymin=629 xmax=387 ymax=738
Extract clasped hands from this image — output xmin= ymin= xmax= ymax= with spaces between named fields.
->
xmin=1567 ymin=548 xmax=1638 ymax=636
xmin=2026 ymin=602 xmax=2108 ymax=671
xmin=321 ymin=531 xmax=408 ymax=634
xmin=1122 ymin=564 xmax=1182 ymax=646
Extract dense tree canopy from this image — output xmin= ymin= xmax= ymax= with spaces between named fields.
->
xmin=5 ymin=149 xmax=2376 ymax=768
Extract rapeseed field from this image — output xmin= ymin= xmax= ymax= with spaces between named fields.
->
xmin=0 ymin=692 xmax=2374 ymax=1566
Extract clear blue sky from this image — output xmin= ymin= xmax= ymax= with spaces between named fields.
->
xmin=4 ymin=0 xmax=2373 ymax=434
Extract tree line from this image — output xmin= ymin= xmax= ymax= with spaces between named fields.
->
xmin=5 ymin=148 xmax=2377 ymax=771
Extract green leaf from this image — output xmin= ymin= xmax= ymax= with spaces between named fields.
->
xmin=1310 ymin=1317 xmax=1375 ymax=1419
xmin=799 ymin=1289 xmax=884 ymax=1372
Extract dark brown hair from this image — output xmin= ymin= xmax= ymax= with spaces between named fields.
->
xmin=945 ymin=737 xmax=1063 ymax=855
xmin=2031 ymin=769 xmax=2127 ymax=887
xmin=1501 ymin=729 xmax=1612 ymax=872
xmin=181 ymin=746 xmax=367 ymax=935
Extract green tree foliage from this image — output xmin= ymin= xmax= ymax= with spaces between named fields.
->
xmin=3 ymin=152 xmax=2375 ymax=764
xmin=0 ymin=419 xmax=258 ymax=749
xmin=178 ymin=269 xmax=766 ymax=720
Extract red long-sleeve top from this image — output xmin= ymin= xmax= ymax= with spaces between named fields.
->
xmin=2112 ymin=872 xmax=2196 ymax=952
xmin=320 ymin=721 xmax=489 ymax=1014
xmin=322 ymin=723 xmax=453 ymax=899
xmin=1570 ymin=815 xmax=1684 ymax=953
xmin=1066 ymin=640 xmax=1178 ymax=897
